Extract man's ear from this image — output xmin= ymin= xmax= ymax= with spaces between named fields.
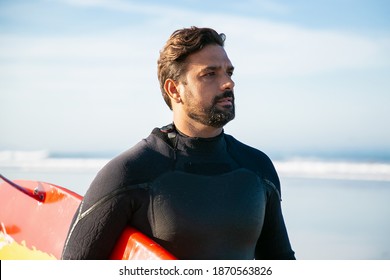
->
xmin=164 ymin=79 xmax=182 ymax=104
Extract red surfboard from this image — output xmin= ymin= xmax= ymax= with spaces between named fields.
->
xmin=0 ymin=175 xmax=176 ymax=260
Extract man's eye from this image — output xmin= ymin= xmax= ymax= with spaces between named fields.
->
xmin=204 ymin=72 xmax=215 ymax=76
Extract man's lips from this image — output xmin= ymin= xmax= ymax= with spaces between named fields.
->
xmin=216 ymin=97 xmax=233 ymax=106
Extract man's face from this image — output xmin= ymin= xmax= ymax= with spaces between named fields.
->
xmin=177 ymin=44 xmax=235 ymax=128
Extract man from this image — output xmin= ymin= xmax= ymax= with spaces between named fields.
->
xmin=62 ymin=26 xmax=295 ymax=260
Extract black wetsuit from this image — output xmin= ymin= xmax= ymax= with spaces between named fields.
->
xmin=61 ymin=125 xmax=295 ymax=260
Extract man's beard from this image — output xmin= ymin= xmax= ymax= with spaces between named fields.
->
xmin=186 ymin=90 xmax=235 ymax=128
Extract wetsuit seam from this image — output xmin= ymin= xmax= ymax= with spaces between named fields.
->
xmin=80 ymin=183 xmax=149 ymax=220
xmin=62 ymin=200 xmax=85 ymax=257
xmin=263 ymin=178 xmax=282 ymax=201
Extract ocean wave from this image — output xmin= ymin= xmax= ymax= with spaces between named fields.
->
xmin=0 ymin=150 xmax=108 ymax=172
xmin=1 ymin=151 xmax=390 ymax=181
xmin=274 ymin=159 xmax=390 ymax=181
xmin=0 ymin=150 xmax=50 ymax=161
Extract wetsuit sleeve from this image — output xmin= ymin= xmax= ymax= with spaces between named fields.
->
xmin=255 ymin=181 xmax=295 ymax=260
xmin=61 ymin=157 xmax=135 ymax=259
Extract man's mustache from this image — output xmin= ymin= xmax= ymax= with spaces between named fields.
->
xmin=214 ymin=90 xmax=234 ymax=102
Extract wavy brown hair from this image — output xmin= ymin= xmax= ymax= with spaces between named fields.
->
xmin=157 ymin=26 xmax=226 ymax=109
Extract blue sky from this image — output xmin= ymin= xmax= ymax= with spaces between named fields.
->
xmin=0 ymin=0 xmax=389 ymax=159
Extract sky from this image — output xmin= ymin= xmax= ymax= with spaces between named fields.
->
xmin=0 ymin=0 xmax=389 ymax=159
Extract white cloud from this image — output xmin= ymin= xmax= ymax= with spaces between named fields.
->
xmin=2 ymin=11 xmax=388 ymax=78
xmin=228 ymin=0 xmax=291 ymax=15
xmin=52 ymin=0 xmax=184 ymax=16
xmin=201 ymin=16 xmax=390 ymax=77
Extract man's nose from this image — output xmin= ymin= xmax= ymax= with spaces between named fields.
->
xmin=221 ymin=74 xmax=235 ymax=91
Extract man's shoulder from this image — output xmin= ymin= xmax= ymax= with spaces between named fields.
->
xmin=95 ymin=129 xmax=173 ymax=183
xmin=83 ymin=130 xmax=173 ymax=201
xmin=224 ymin=134 xmax=272 ymax=163
xmin=111 ymin=129 xmax=172 ymax=167
xmin=224 ymin=133 xmax=281 ymax=192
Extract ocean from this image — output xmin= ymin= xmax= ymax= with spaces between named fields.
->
xmin=1 ymin=150 xmax=389 ymax=260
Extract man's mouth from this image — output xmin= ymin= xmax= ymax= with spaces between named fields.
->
xmin=216 ymin=97 xmax=233 ymax=107
xmin=215 ymin=91 xmax=234 ymax=107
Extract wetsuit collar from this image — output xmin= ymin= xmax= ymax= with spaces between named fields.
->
xmin=161 ymin=123 xmax=227 ymax=155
